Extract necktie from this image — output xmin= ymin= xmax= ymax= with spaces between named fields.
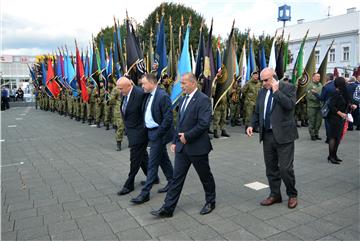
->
xmin=180 ymin=94 xmax=190 ymax=116
xmin=264 ymin=90 xmax=273 ymax=130
xmin=122 ymin=95 xmax=128 ymax=114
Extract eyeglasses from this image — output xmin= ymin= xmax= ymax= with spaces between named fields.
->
xmin=263 ymin=78 xmax=272 ymax=82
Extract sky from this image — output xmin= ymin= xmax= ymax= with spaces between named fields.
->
xmin=1 ymin=0 xmax=359 ymax=56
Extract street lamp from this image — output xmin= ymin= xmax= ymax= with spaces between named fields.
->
xmin=278 ymin=4 xmax=291 ymax=28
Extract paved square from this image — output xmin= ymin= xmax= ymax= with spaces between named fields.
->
xmin=1 ymin=106 xmax=359 ymax=240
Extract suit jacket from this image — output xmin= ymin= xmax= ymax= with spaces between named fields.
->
xmin=173 ymin=90 xmax=212 ymax=155
xmin=143 ymin=87 xmax=174 ymax=144
xmin=251 ymin=81 xmax=299 ymax=144
xmin=121 ymin=86 xmax=147 ymax=147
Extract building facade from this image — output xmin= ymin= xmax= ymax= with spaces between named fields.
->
xmin=277 ymin=8 xmax=360 ymax=77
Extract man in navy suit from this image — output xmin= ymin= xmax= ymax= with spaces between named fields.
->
xmin=151 ymin=73 xmax=216 ymax=218
xmin=116 ymin=77 xmax=151 ymax=195
xmin=131 ymin=73 xmax=174 ymax=204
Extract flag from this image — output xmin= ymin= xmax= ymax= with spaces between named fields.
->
xmin=275 ymin=39 xmax=284 ymax=79
xmin=107 ymin=46 xmax=113 ymax=82
xmin=297 ymin=34 xmax=320 ymax=101
xmin=202 ymin=19 xmax=216 ymax=97
xmin=291 ymin=30 xmax=309 ymax=85
xmin=147 ymin=28 xmax=154 ymax=73
xmin=239 ymin=43 xmax=247 ymax=87
xmin=318 ymin=40 xmax=334 ymax=85
xmin=216 ymin=36 xmax=222 ymax=71
xmin=91 ymin=42 xmax=100 ymax=90
xmin=170 ymin=24 xmax=191 ymax=106
xmin=113 ymin=18 xmax=126 ymax=75
xmin=99 ymin=36 xmax=107 ymax=78
xmin=190 ymin=45 xmax=196 ymax=74
xmin=76 ymin=43 xmax=89 ymax=102
xmin=214 ymin=21 xmax=236 ymax=111
xmin=155 ymin=15 xmax=167 ymax=79
xmin=54 ymin=55 xmax=65 ymax=89
xmin=167 ymin=16 xmax=177 ymax=81
xmin=125 ymin=18 xmax=146 ymax=84
xmin=66 ymin=55 xmax=78 ymax=97
xmin=194 ymin=25 xmax=205 ymax=80
xmin=46 ymin=58 xmax=60 ymax=98
xmin=268 ymin=35 xmax=277 ymax=70
xmin=259 ymin=42 xmax=267 ymax=71
xmin=249 ymin=38 xmax=257 ymax=74
xmin=41 ymin=61 xmax=47 ymax=86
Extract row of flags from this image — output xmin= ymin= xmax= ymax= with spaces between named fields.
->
xmin=30 ymin=12 xmax=337 ymax=109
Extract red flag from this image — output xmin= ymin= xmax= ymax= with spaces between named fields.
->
xmin=76 ymin=46 xmax=89 ymax=103
xmin=46 ymin=58 xmax=60 ymax=97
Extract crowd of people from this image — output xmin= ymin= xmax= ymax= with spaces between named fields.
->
xmin=31 ymin=67 xmax=359 ymax=216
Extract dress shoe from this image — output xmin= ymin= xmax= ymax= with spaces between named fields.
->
xmin=315 ymin=135 xmax=322 ymax=140
xmin=157 ymin=184 xmax=170 ymax=193
xmin=140 ymin=179 xmax=160 ymax=186
xmin=260 ymin=196 xmax=282 ymax=206
xmin=288 ymin=197 xmax=298 ymax=209
xmin=200 ymin=202 xmax=216 ymax=215
xmin=150 ymin=207 xmax=173 ymax=218
xmin=213 ymin=130 xmax=219 ymax=138
xmin=221 ymin=129 xmax=230 ymax=137
xmin=130 ymin=194 xmax=150 ymax=204
xmin=327 ymin=156 xmax=340 ymax=164
xmin=335 ymin=156 xmax=343 ymax=162
xmin=117 ymin=187 xmax=134 ymax=195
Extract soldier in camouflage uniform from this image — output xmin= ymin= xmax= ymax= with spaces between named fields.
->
xmin=213 ymin=69 xmax=230 ymax=138
xmin=306 ymin=73 xmax=323 ymax=140
xmin=87 ymin=82 xmax=96 ymax=125
xmin=242 ymin=71 xmax=262 ymax=132
xmin=108 ymin=84 xmax=124 ymax=151
xmin=295 ymin=98 xmax=308 ymax=127
xmin=104 ymin=81 xmax=114 ymax=130
xmin=80 ymin=94 xmax=87 ymax=123
xmin=74 ymin=85 xmax=81 ymax=121
xmin=67 ymin=89 xmax=73 ymax=119
xmin=94 ymin=81 xmax=105 ymax=128
xmin=229 ymin=81 xmax=242 ymax=126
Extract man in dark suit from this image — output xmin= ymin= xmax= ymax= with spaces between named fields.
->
xmin=246 ymin=67 xmax=299 ymax=209
xmin=116 ymin=76 xmax=152 ymax=195
xmin=130 ymin=73 xmax=174 ymax=204
xmin=151 ymin=73 xmax=216 ymax=218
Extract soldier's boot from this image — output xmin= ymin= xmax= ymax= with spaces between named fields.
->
xmin=88 ymin=119 xmax=92 ymax=125
xmin=76 ymin=116 xmax=80 ymax=121
xmin=213 ymin=129 xmax=219 ymax=138
xmin=64 ymin=112 xmax=67 ymax=117
xmin=221 ymin=129 xmax=230 ymax=137
xmin=97 ymin=122 xmax=101 ymax=128
xmin=235 ymin=120 xmax=242 ymax=126
xmin=116 ymin=141 xmax=122 ymax=151
xmin=105 ymin=124 xmax=109 ymax=130
xmin=301 ymin=120 xmax=308 ymax=127
xmin=70 ymin=114 xmax=73 ymax=119
xmin=208 ymin=129 xmax=214 ymax=134
xmin=113 ymin=124 xmax=117 ymax=130
xmin=231 ymin=120 xmax=235 ymax=127
xmin=82 ymin=118 xmax=86 ymax=124
xmin=315 ymin=135 xmax=322 ymax=140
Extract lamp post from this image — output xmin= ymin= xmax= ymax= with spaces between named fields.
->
xmin=278 ymin=5 xmax=291 ymax=29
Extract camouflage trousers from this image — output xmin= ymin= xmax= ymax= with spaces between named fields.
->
xmin=213 ymin=104 xmax=227 ymax=131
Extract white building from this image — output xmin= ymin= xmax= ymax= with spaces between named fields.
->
xmin=0 ymin=55 xmax=36 ymax=94
xmin=277 ymin=7 xmax=360 ymax=77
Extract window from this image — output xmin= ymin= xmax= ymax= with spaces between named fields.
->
xmin=343 ymin=46 xmax=349 ymax=61
xmin=329 ymin=48 xmax=335 ymax=62
xmin=315 ymin=50 xmax=320 ymax=64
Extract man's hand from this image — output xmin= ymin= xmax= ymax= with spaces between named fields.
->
xmin=246 ymin=127 xmax=253 ymax=137
xmin=351 ymin=104 xmax=357 ymax=110
xmin=271 ymin=79 xmax=279 ymax=93
xmin=179 ymin=133 xmax=187 ymax=144
xmin=170 ymin=144 xmax=176 ymax=153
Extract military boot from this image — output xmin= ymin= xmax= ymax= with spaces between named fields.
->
xmin=116 ymin=141 xmax=122 ymax=151
xmin=213 ymin=129 xmax=219 ymax=138
xmin=221 ymin=129 xmax=230 ymax=137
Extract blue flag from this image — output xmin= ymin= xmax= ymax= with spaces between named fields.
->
xmin=170 ymin=25 xmax=191 ymax=106
xmin=66 ymin=55 xmax=78 ymax=97
xmin=260 ymin=44 xmax=267 ymax=71
xmin=155 ymin=16 xmax=167 ymax=79
xmin=41 ymin=62 xmax=47 ymax=86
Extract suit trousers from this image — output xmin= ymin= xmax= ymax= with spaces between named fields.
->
xmin=123 ymin=141 xmax=149 ymax=189
xmin=263 ymin=130 xmax=297 ymax=198
xmin=141 ymin=139 xmax=174 ymax=195
xmin=163 ymin=150 xmax=216 ymax=213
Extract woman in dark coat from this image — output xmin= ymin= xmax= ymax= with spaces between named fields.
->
xmin=327 ymin=77 xmax=357 ymax=164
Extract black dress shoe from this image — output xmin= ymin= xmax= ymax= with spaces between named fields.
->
xmin=130 ymin=194 xmax=150 ymax=204
xmin=150 ymin=207 xmax=173 ymax=218
xmin=117 ymin=187 xmax=134 ymax=196
xmin=140 ymin=179 xmax=160 ymax=186
xmin=335 ymin=156 xmax=343 ymax=162
xmin=200 ymin=202 xmax=215 ymax=215
xmin=158 ymin=184 xmax=170 ymax=193
xmin=327 ymin=156 xmax=340 ymax=164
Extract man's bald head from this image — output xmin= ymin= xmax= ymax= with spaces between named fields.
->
xmin=117 ymin=76 xmax=133 ymax=96
xmin=260 ymin=67 xmax=276 ymax=89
